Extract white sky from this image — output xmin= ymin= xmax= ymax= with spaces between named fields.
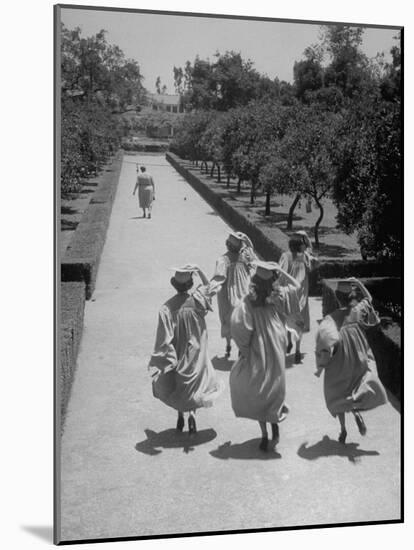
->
xmin=61 ymin=7 xmax=399 ymax=94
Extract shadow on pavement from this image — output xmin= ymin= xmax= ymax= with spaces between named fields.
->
xmin=298 ymin=435 xmax=380 ymax=463
xmin=21 ymin=526 xmax=53 ymax=543
xmin=210 ymin=439 xmax=282 ymax=460
xmin=212 ymin=355 xmax=234 ymax=371
xmin=135 ymin=428 xmax=217 ymax=455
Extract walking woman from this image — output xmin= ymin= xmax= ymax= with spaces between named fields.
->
xmin=212 ymin=232 xmax=257 ymax=358
xmin=148 ymin=265 xmax=223 ymax=433
xmin=230 ymin=260 xmax=301 ymax=452
xmin=279 ymin=230 xmax=318 ymax=363
xmin=133 ymin=165 xmax=155 ymax=218
xmin=315 ymin=278 xmax=388 ymax=444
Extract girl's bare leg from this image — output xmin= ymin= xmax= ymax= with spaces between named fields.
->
xmin=338 ymin=413 xmax=347 ymax=444
xmin=294 ymin=336 xmax=303 ymax=363
xmin=225 ymin=337 xmax=231 ymax=357
xmin=353 ymin=410 xmax=367 ymax=435
xmin=142 ymin=208 xmax=146 ymax=218
xmin=271 ymin=422 xmax=280 ymax=443
xmin=259 ymin=421 xmax=268 ymax=451
xmin=176 ymin=411 xmax=184 ymax=432
xmin=188 ymin=410 xmax=197 ymax=434
xmin=287 ymin=331 xmax=293 ymax=354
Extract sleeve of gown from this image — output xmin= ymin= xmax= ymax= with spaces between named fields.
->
xmin=267 ymin=283 xmax=300 ymax=318
xmin=212 ymin=255 xmax=227 ymax=282
xmin=304 ymin=251 xmax=318 ymax=272
xmin=278 ymin=252 xmax=290 ymax=272
xmin=355 ymin=298 xmax=381 ymax=328
xmin=241 ymin=246 xmax=257 ymax=270
xmin=148 ymin=307 xmax=177 ymax=372
xmin=315 ymin=316 xmax=340 ymax=368
xmin=230 ymin=300 xmax=253 ymax=357
xmin=192 ymin=281 xmax=222 ymax=314
xmin=278 ymin=253 xmax=291 ymax=286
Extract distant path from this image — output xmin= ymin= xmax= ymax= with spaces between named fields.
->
xmin=59 ymin=154 xmax=400 ymax=542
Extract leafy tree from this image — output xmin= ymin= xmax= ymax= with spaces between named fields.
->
xmin=173 ymin=66 xmax=184 ymax=94
xmin=293 ymin=45 xmax=324 ymax=100
xmin=177 ymin=51 xmax=280 ymax=111
xmin=170 ymin=110 xmax=214 ymax=168
xmin=333 ymin=96 xmax=401 ymax=260
xmin=321 ymin=24 xmax=378 ymax=99
xmin=269 ymin=105 xmax=341 ymax=245
xmin=220 ymin=101 xmax=291 ymax=204
xmin=198 ymin=112 xmax=230 ymax=182
xmin=60 ymin=23 xmax=147 ymax=192
xmin=380 ymin=32 xmax=401 ymax=102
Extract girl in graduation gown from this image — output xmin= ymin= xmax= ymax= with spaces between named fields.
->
xmin=315 ymin=278 xmax=388 ymax=444
xmin=279 ymin=231 xmax=318 ymax=364
xmin=212 ymin=232 xmax=257 ymax=358
xmin=230 ymin=260 xmax=301 ymax=452
xmin=148 ymin=265 xmax=223 ymax=433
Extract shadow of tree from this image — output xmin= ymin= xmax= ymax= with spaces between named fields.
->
xmin=211 ymin=355 xmax=234 ymax=372
xmin=61 ymin=220 xmax=79 ymax=231
xmin=316 ymin=243 xmax=359 ymax=258
xmin=297 ymin=435 xmax=380 ymax=464
xmin=262 ymin=211 xmax=303 ymax=227
xmin=210 ymin=439 xmax=282 ymax=460
xmin=135 ymin=428 xmax=217 ymax=455
xmin=61 ymin=205 xmax=78 ymax=215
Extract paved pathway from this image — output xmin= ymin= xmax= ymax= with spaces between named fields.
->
xmin=59 ymin=154 xmax=401 ymax=542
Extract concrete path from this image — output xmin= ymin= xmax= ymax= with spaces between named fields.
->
xmin=59 ymin=154 xmax=401 ymax=542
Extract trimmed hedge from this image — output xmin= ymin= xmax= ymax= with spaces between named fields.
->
xmin=166 ymin=152 xmax=401 ymax=295
xmin=60 ymin=281 xmax=86 ymax=430
xmin=321 ymin=278 xmax=401 ymax=400
xmin=61 ymin=151 xmax=123 ymax=299
xmin=60 ymin=153 xmax=123 ymax=432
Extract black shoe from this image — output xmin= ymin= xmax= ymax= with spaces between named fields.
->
xmin=294 ymin=351 xmax=302 ymax=364
xmin=354 ymin=412 xmax=367 ymax=436
xmin=338 ymin=429 xmax=347 ymax=444
xmin=259 ymin=436 xmax=268 ymax=452
xmin=176 ymin=415 xmax=184 ymax=432
xmin=188 ymin=415 xmax=197 ymax=434
xmin=271 ymin=423 xmax=279 ymax=443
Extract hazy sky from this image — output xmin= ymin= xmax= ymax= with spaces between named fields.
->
xmin=61 ymin=7 xmax=399 ymax=94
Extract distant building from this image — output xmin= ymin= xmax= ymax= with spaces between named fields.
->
xmin=147 ymin=93 xmax=184 ymax=114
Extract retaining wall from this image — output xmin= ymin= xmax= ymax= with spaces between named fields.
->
xmin=61 ymin=151 xmax=123 ymax=299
